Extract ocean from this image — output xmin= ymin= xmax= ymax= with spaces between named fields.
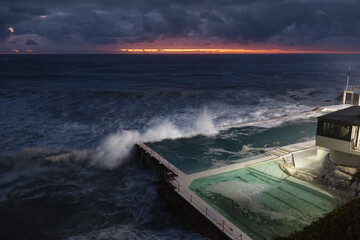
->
xmin=0 ymin=54 xmax=359 ymax=239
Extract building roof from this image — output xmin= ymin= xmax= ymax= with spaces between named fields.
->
xmin=318 ymin=106 xmax=360 ymax=126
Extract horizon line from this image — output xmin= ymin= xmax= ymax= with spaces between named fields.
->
xmin=114 ymin=48 xmax=360 ymax=54
xmin=2 ymin=48 xmax=360 ymax=55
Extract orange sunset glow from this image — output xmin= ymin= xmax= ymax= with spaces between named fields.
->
xmin=116 ymin=48 xmax=360 ymax=54
xmin=2 ymin=0 xmax=360 ymax=54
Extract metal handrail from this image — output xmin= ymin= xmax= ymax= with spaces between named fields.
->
xmin=323 ymin=100 xmax=341 ymax=107
xmin=137 ymin=141 xmax=179 ymax=175
xmin=173 ymin=179 xmax=243 ymax=240
xmin=137 ymin=141 xmax=244 ymax=239
xmin=346 ymin=85 xmax=360 ymax=92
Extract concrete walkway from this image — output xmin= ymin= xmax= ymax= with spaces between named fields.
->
xmin=137 ymin=141 xmax=250 ymax=240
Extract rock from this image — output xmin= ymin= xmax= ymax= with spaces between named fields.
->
xmin=282 ymin=152 xmax=360 ymax=195
xmin=351 ymin=181 xmax=358 ymax=190
xmin=333 ymin=170 xmax=352 ymax=181
xmin=323 ymin=156 xmax=336 ymax=171
xmin=325 ymin=176 xmax=350 ymax=189
xmin=336 ymin=165 xmax=359 ymax=175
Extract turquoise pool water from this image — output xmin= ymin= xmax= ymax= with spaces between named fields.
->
xmin=147 ymin=119 xmax=317 ymax=173
xmin=189 ymin=160 xmax=341 ymax=240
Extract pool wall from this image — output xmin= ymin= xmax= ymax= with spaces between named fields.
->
xmin=134 ymin=143 xmax=235 ymax=240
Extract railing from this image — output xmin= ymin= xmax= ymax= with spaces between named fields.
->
xmin=323 ymin=100 xmax=342 ymax=107
xmin=137 ymin=141 xmax=246 ymax=240
xmin=346 ymin=85 xmax=360 ymax=92
xmin=137 ymin=141 xmax=179 ymax=175
xmin=172 ymin=178 xmax=244 ymax=240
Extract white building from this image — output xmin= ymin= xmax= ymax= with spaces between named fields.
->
xmin=316 ymin=106 xmax=360 ymax=167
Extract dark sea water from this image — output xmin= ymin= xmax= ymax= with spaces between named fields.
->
xmin=0 ymin=54 xmax=359 ymax=239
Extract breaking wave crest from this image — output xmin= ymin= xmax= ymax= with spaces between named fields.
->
xmin=46 ymin=108 xmax=218 ymax=168
xmin=44 ymin=103 xmax=318 ymax=169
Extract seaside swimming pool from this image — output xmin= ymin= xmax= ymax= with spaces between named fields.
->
xmin=189 ymin=160 xmax=341 ymax=240
xmin=147 ymin=119 xmax=317 ymax=173
xmin=146 ymin=118 xmax=341 ymax=239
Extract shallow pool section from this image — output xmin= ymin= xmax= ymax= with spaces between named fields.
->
xmin=189 ymin=161 xmax=341 ymax=240
xmin=147 ymin=120 xmax=316 ymax=174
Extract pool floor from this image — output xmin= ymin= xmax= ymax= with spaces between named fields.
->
xmin=189 ymin=160 xmax=341 ymax=240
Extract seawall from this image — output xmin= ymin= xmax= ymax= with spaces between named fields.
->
xmin=133 ymin=143 xmax=231 ymax=240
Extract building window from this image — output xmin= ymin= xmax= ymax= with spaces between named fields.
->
xmin=317 ymin=120 xmax=351 ymax=141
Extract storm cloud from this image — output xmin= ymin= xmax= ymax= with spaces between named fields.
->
xmin=1 ymin=0 xmax=360 ymax=51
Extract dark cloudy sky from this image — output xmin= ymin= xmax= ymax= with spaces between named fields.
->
xmin=1 ymin=0 xmax=360 ymax=53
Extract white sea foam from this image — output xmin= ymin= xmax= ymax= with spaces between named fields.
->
xmin=90 ymin=131 xmax=139 ymax=168
xmin=216 ymin=103 xmax=319 ymax=130
xmin=142 ymin=121 xmax=183 ymax=142
xmin=46 ymin=101 xmax=319 ymax=169
xmin=46 ymin=107 xmax=218 ymax=168
xmin=193 ymin=107 xmax=218 ymax=136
